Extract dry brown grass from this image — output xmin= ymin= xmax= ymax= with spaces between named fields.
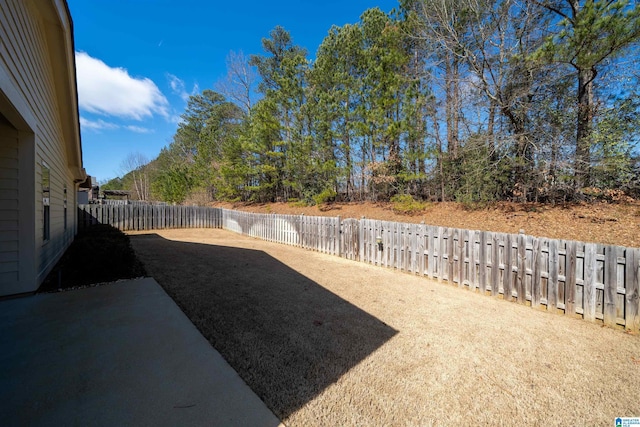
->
xmin=129 ymin=228 xmax=640 ymax=426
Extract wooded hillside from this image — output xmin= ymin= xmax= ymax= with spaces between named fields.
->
xmin=106 ymin=0 xmax=640 ymax=206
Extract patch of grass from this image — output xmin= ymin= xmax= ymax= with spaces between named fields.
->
xmin=390 ymin=194 xmax=427 ymax=214
xmin=38 ymin=224 xmax=146 ymax=292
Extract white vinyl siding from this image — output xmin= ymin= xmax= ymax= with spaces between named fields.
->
xmin=0 ymin=0 xmax=80 ymax=293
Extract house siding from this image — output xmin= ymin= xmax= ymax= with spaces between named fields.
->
xmin=0 ymin=0 xmax=82 ymax=294
xmin=0 ymin=122 xmax=20 ymax=290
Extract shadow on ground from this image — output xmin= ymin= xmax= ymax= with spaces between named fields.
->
xmin=129 ymin=233 xmax=398 ymax=420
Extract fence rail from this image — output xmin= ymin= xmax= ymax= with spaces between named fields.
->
xmin=77 ymin=204 xmax=640 ymax=331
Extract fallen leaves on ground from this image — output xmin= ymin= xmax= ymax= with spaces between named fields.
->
xmin=211 ymin=200 xmax=640 ymax=247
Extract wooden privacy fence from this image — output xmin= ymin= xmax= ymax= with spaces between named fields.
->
xmin=221 ymin=211 xmax=639 ymax=331
xmin=100 ymin=200 xmax=169 ymax=206
xmin=357 ymin=219 xmax=639 ymax=331
xmin=77 ymin=204 xmax=640 ymax=331
xmin=221 ymin=209 xmax=341 ymax=256
xmin=78 ymin=204 xmax=222 ymax=231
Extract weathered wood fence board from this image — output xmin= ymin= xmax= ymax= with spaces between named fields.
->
xmin=220 ymin=209 xmax=341 ymax=256
xmin=78 ymin=204 xmax=222 ymax=231
xmin=77 ymin=204 xmax=640 ymax=332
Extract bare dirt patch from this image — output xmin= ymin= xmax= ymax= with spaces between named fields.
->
xmin=212 ymin=200 xmax=640 ymax=247
xmin=130 ymin=228 xmax=640 ymax=426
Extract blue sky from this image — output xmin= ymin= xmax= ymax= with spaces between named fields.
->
xmin=68 ymin=0 xmax=400 ymax=182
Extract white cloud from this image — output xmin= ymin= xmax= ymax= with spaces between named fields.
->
xmin=79 ymin=117 xmax=119 ymax=131
xmin=167 ymin=74 xmax=187 ymax=101
xmin=125 ymin=125 xmax=154 ymax=134
xmin=169 ymin=114 xmax=183 ymax=124
xmin=167 ymin=73 xmax=198 ymax=102
xmin=76 ymin=51 xmax=169 ymax=120
xmin=80 ymin=117 xmax=154 ymax=134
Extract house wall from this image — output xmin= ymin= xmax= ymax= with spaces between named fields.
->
xmin=0 ymin=120 xmax=20 ymax=288
xmin=0 ymin=0 xmax=83 ymax=295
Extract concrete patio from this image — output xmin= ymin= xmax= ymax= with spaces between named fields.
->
xmin=0 ymin=278 xmax=282 ymax=426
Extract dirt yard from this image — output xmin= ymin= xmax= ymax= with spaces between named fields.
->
xmin=212 ymin=200 xmax=640 ymax=248
xmin=129 ymin=228 xmax=640 ymax=426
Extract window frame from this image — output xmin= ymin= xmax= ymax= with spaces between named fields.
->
xmin=42 ymin=162 xmax=50 ymax=242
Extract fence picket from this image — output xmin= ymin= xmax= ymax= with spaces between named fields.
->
xmin=548 ymin=239 xmax=559 ymax=312
xmin=604 ymin=245 xmax=618 ymax=326
xmin=516 ymin=232 xmax=526 ymax=303
xmin=503 ymin=234 xmax=513 ymax=301
xmin=469 ymin=230 xmax=477 ymax=291
xmin=565 ymin=241 xmax=577 ymax=315
xmin=584 ymin=243 xmax=598 ymax=322
xmin=625 ymin=248 xmax=640 ymax=331
xmin=491 ymin=233 xmax=500 ymax=296
xmin=479 ymin=231 xmax=487 ymax=293
xmin=456 ymin=229 xmax=464 ymax=287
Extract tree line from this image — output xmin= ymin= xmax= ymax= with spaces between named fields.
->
xmin=106 ymin=0 xmax=640 ymax=205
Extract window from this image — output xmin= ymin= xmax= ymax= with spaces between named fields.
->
xmin=63 ymin=184 xmax=67 ymax=230
xmin=42 ymin=162 xmax=50 ymax=241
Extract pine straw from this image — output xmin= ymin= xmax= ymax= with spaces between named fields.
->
xmin=129 ymin=228 xmax=640 ymax=426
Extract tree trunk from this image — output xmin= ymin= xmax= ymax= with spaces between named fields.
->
xmin=487 ymin=102 xmax=496 ymax=156
xmin=432 ymin=108 xmax=445 ymax=201
xmin=445 ymin=55 xmax=460 ymax=159
xmin=575 ymin=67 xmax=595 ymax=189
xmin=343 ymin=98 xmax=353 ymax=201
xmin=501 ymin=103 xmax=530 ymax=202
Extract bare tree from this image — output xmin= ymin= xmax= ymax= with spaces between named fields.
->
xmin=120 ymin=152 xmax=150 ymax=201
xmin=215 ymin=50 xmax=257 ymax=114
xmin=406 ymin=0 xmax=549 ymax=200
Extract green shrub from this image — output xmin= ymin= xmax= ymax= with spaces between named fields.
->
xmin=312 ymin=188 xmax=337 ymax=206
xmin=391 ymin=194 xmax=427 ymax=214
